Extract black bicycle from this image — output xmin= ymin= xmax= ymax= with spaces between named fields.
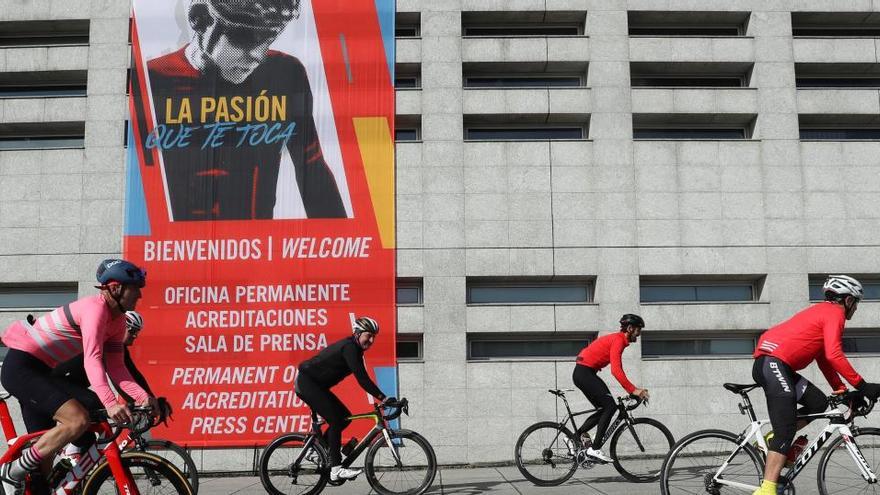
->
xmin=515 ymin=388 xmax=674 ymax=485
xmin=259 ymin=398 xmax=437 ymax=495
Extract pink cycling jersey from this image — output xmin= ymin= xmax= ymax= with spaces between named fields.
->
xmin=1 ymin=294 xmax=149 ymax=408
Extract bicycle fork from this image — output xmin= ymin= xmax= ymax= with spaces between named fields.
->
xmin=841 ymin=428 xmax=878 ymax=483
xmin=381 ymin=429 xmax=403 ymax=467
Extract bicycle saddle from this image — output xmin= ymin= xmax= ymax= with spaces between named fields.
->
xmin=723 ymin=383 xmax=760 ymax=394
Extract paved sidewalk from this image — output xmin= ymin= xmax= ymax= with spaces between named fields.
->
xmin=198 ymin=464 xmax=824 ymax=494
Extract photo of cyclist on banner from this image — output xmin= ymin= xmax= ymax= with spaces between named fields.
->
xmin=140 ymin=0 xmax=351 ymax=221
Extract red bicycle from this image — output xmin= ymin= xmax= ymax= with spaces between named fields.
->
xmin=0 ymin=393 xmax=192 ymax=495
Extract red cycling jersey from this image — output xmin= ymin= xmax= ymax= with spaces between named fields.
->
xmin=576 ymin=332 xmax=636 ymax=394
xmin=754 ymin=302 xmax=863 ymax=390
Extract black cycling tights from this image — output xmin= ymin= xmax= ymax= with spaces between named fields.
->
xmin=753 ymin=355 xmax=827 ymax=454
xmin=573 ymin=365 xmax=616 ymax=449
xmin=294 ymin=373 xmax=351 ymax=466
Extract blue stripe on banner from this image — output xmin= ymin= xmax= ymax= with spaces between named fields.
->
xmin=124 ymin=125 xmax=151 ymax=236
xmin=375 ymin=366 xmax=399 ymax=430
xmin=374 ymin=0 xmax=395 ymax=81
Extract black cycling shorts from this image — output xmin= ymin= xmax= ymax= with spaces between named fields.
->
xmin=0 ymin=348 xmax=101 ymax=433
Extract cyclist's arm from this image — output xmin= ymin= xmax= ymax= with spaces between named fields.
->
xmin=609 ymin=337 xmax=637 ymax=394
xmin=823 ymin=316 xmax=864 ymax=389
xmin=342 ymin=344 xmax=386 ymax=401
xmin=104 ymin=337 xmax=150 ymax=404
xmin=816 ymin=353 xmax=846 ymax=392
xmin=80 ymin=311 xmax=121 ymax=408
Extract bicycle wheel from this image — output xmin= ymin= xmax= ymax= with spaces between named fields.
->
xmin=661 ymin=429 xmax=764 ymax=495
xmin=259 ymin=433 xmax=329 ymax=495
xmin=80 ymin=451 xmax=193 ymax=495
xmin=144 ymin=440 xmax=199 ymax=494
xmin=609 ymin=417 xmax=675 ymax=482
xmin=817 ymin=426 xmax=880 ymax=495
xmin=364 ymin=429 xmax=437 ymax=495
xmin=514 ymin=421 xmax=578 ymax=486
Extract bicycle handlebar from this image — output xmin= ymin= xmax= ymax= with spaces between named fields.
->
xmin=379 ymin=398 xmax=409 ymax=421
xmin=828 ymin=391 xmax=876 ymax=418
xmin=620 ymin=395 xmax=645 ymax=411
xmin=96 ymin=405 xmax=157 ymax=438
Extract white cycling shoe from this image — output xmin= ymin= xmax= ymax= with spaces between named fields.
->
xmin=0 ymin=464 xmax=22 ymax=495
xmin=330 ymin=465 xmax=362 ymax=481
xmin=585 ymin=447 xmax=613 ymax=463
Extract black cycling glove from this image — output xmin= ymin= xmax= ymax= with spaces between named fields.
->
xmin=857 ymin=382 xmax=880 ymax=401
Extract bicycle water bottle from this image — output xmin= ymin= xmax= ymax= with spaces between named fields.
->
xmin=786 ymin=435 xmax=808 ymax=466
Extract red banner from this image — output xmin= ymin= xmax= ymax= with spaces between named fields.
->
xmin=124 ymin=0 xmax=396 ymax=446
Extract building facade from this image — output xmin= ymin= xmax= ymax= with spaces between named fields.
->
xmin=2 ymin=0 xmax=880 ymax=468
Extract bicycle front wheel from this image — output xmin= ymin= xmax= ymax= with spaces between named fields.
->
xmin=609 ymin=417 xmax=675 ymax=482
xmin=80 ymin=451 xmax=193 ymax=495
xmin=144 ymin=439 xmax=199 ymax=494
xmin=259 ymin=433 xmax=329 ymax=495
xmin=661 ymin=429 xmax=764 ymax=495
xmin=817 ymin=426 xmax=880 ymax=495
xmin=364 ymin=429 xmax=437 ymax=495
xmin=514 ymin=421 xmax=578 ymax=486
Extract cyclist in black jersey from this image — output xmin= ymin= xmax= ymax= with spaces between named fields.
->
xmin=295 ymin=316 xmax=389 ymax=481
xmin=142 ymin=0 xmax=347 ymax=221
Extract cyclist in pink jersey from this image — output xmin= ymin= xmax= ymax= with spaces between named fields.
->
xmin=750 ymin=275 xmax=880 ymax=495
xmin=0 ymin=259 xmax=156 ymax=495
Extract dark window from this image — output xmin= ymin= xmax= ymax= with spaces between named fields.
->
xmin=633 ymin=128 xmax=746 ymax=140
xmin=792 ymin=12 xmax=880 ymax=37
xmin=467 ymin=280 xmax=591 ymax=304
xmin=842 ymin=335 xmax=880 ymax=354
xmin=0 ymin=122 xmax=85 ymax=150
xmin=642 ymin=335 xmax=757 ymax=358
xmin=0 ymin=135 xmax=84 ymax=150
xmin=796 ymin=78 xmax=880 ymax=88
xmin=631 ymin=76 xmax=744 ymax=87
xmin=395 ymin=128 xmax=419 ymax=141
xmin=640 ymin=284 xmax=755 ymax=303
xmin=0 ymin=20 xmax=90 ymax=47
xmin=395 ymin=76 xmax=420 ymax=88
xmin=793 ymin=27 xmax=880 ymax=37
xmin=800 ymin=128 xmax=880 ymax=140
xmin=0 ymin=85 xmax=86 ymax=98
xmin=396 ymin=12 xmax=420 ymax=37
xmin=397 ymin=279 xmax=423 ymax=305
xmin=809 ymin=279 xmax=880 ymax=301
xmin=0 ymin=284 xmax=78 ymax=310
xmin=468 ymin=334 xmax=593 ymax=360
xmin=466 ymin=127 xmax=584 ymax=141
xmin=396 ymin=26 xmax=419 ymax=37
xmin=464 ymin=26 xmax=580 ymax=36
xmin=629 ymin=26 xmax=741 ymax=36
xmin=397 ymin=336 xmax=422 ymax=360
xmin=0 ymin=70 xmax=87 ymax=98
xmin=464 ymin=76 xmax=582 ymax=88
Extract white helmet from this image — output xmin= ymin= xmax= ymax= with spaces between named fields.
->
xmin=352 ymin=316 xmax=379 ymax=335
xmin=823 ymin=275 xmax=863 ymax=301
xmin=125 ymin=310 xmax=144 ymax=332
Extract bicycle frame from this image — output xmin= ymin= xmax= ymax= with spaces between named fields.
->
xmin=711 ymin=403 xmax=877 ymax=492
xmin=0 ymin=396 xmax=140 ymax=495
xmin=554 ymin=392 xmax=634 ymax=447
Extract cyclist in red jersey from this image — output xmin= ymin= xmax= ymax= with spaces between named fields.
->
xmin=573 ymin=314 xmax=649 ymax=463
xmin=750 ymin=275 xmax=880 ymax=495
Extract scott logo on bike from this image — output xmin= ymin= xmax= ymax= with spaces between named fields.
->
xmin=769 ymin=362 xmax=790 ymax=393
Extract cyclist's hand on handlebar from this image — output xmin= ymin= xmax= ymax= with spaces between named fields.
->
xmin=857 ymin=382 xmax=880 ymax=401
xmin=107 ymin=403 xmax=132 ymax=424
xmin=633 ymin=388 xmax=650 ymax=401
xmin=381 ymin=396 xmax=397 ymax=407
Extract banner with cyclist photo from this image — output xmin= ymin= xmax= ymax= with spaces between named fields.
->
xmin=123 ymin=0 xmax=397 ymax=446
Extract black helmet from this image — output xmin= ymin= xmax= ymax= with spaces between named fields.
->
xmin=196 ymin=0 xmax=300 ymax=33
xmin=619 ymin=313 xmax=645 ymax=328
xmin=96 ymin=259 xmax=146 ymax=288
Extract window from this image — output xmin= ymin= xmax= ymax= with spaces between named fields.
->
xmin=0 ymin=284 xmax=78 ymax=311
xmin=467 ymin=333 xmax=593 ymax=360
xmin=632 ymin=77 xmax=744 ymax=87
xmin=631 ymin=62 xmax=752 ymax=88
xmin=395 ymin=63 xmax=420 ymax=89
xmin=397 ymin=279 xmax=423 ymax=305
xmin=465 ymin=127 xmax=584 ymax=141
xmin=466 ymin=278 xmax=592 ymax=304
xmin=464 ymin=76 xmax=583 ymax=88
xmin=797 ymin=78 xmax=880 ymax=88
xmin=395 ymin=12 xmax=420 ymax=38
xmin=0 ymin=19 xmax=89 ymax=47
xmin=395 ymin=128 xmax=419 ymax=141
xmin=642 ymin=334 xmax=757 ymax=358
xmin=628 ymin=11 xmax=750 ymax=37
xmin=792 ymin=12 xmax=880 ymax=37
xmin=395 ymin=76 xmax=420 ymax=88
xmin=800 ymin=115 xmax=880 ymax=141
xmin=0 ymin=70 xmax=88 ymax=98
xmin=395 ymin=115 xmax=421 ymax=142
xmin=632 ymin=114 xmax=756 ymax=140
xmin=397 ymin=335 xmax=423 ymax=361
xmin=461 ymin=11 xmax=586 ymax=37
xmin=795 ymin=63 xmax=880 ymax=88
xmin=800 ymin=128 xmax=880 ymax=140
xmin=842 ymin=334 xmax=880 ymax=354
xmin=634 ymin=128 xmax=746 ymax=140
xmin=809 ymin=277 xmax=880 ymax=301
xmin=0 ymin=122 xmax=85 ymax=150
xmin=640 ymin=277 xmax=760 ymax=303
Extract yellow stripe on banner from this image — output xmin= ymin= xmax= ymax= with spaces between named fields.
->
xmin=353 ymin=117 xmax=395 ymax=249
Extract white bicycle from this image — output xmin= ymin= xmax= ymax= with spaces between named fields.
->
xmin=660 ymin=383 xmax=878 ymax=495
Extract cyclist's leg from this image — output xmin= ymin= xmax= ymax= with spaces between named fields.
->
xmin=794 ymin=375 xmax=827 ymax=427
xmin=572 ymin=365 xmax=615 ymax=449
xmin=295 ymin=374 xmax=351 ymax=467
xmin=753 ymin=356 xmax=798 ymax=488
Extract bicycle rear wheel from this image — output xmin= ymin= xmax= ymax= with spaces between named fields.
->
xmin=609 ymin=417 xmax=675 ymax=482
xmin=259 ymin=433 xmax=329 ymax=495
xmin=661 ymin=429 xmax=764 ymax=495
xmin=364 ymin=429 xmax=437 ymax=495
xmin=144 ymin=439 xmax=199 ymax=494
xmin=80 ymin=451 xmax=193 ymax=495
xmin=514 ymin=421 xmax=578 ymax=486
xmin=817 ymin=426 xmax=880 ymax=495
